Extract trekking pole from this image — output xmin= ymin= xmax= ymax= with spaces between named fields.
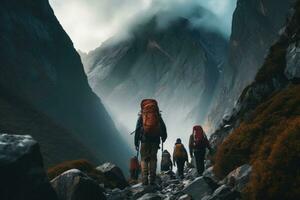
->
xmin=136 ymin=141 xmax=140 ymax=159
xmin=129 ymin=125 xmax=142 ymax=135
xmin=161 ymin=138 xmax=164 ymax=155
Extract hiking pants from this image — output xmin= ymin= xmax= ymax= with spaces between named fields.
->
xmin=161 ymin=164 xmax=172 ymax=172
xmin=176 ymin=158 xmax=186 ymax=178
xmin=194 ymin=149 xmax=206 ymax=175
xmin=130 ymin=169 xmax=139 ymax=180
xmin=140 ymin=143 xmax=159 ymax=184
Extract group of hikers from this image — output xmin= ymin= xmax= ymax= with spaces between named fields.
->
xmin=129 ymin=99 xmax=211 ymax=185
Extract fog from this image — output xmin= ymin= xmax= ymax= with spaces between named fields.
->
xmin=50 ymin=0 xmax=237 ymax=167
xmin=50 ymin=0 xmax=237 ymax=52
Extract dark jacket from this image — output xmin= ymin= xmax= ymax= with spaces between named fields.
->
xmin=134 ymin=115 xmax=167 ymax=147
xmin=189 ymin=132 xmax=211 ymax=157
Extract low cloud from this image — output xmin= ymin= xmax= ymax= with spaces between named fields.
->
xmin=50 ymin=0 xmax=236 ymax=52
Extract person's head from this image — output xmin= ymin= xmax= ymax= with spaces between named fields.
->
xmin=193 ymin=125 xmax=204 ymax=134
xmin=176 ymin=138 xmax=182 ymax=144
xmin=163 ymin=150 xmax=169 ymax=153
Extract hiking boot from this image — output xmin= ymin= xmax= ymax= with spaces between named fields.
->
xmin=142 ymin=177 xmax=149 ymax=186
xmin=149 ymin=177 xmax=156 ymax=185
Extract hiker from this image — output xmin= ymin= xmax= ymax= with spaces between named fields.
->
xmin=129 ymin=156 xmax=140 ymax=180
xmin=161 ymin=150 xmax=173 ymax=172
xmin=189 ymin=125 xmax=212 ymax=175
xmin=134 ymin=99 xmax=167 ymax=185
xmin=173 ymin=138 xmax=188 ymax=178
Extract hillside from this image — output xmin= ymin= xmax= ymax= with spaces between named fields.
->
xmin=206 ymin=0 xmax=296 ymax=131
xmin=0 ymin=0 xmax=131 ymax=169
xmin=211 ymin=1 xmax=300 ymax=199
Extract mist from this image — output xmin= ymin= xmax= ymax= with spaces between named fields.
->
xmin=50 ymin=0 xmax=237 ymax=52
xmin=50 ymin=0 xmax=237 ymax=166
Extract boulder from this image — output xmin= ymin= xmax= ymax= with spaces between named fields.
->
xmin=51 ymin=169 xmax=106 ymax=200
xmin=182 ymin=177 xmax=213 ymax=200
xmin=178 ymin=194 xmax=192 ymax=200
xmin=184 ymin=168 xmax=198 ymax=180
xmin=96 ymin=162 xmax=128 ymax=189
xmin=203 ymin=167 xmax=219 ymax=184
xmin=208 ymin=185 xmax=240 ymax=200
xmin=0 ymin=134 xmax=58 ymax=200
xmin=137 ymin=193 xmax=162 ymax=200
xmin=221 ymin=164 xmax=252 ymax=192
xmin=131 ymin=184 xmax=160 ymax=199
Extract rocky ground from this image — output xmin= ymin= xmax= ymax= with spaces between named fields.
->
xmin=0 ymin=134 xmax=252 ymax=200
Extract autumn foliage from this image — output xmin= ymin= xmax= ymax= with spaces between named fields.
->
xmin=213 ymin=84 xmax=300 ymax=199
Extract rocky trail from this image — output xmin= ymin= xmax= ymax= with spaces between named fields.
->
xmin=0 ymin=134 xmax=252 ymax=200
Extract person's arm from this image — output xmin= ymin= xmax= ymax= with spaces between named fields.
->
xmin=160 ymin=117 xmax=167 ymax=143
xmin=134 ymin=116 xmax=142 ymax=150
xmin=189 ymin=134 xmax=194 ymax=157
xmin=172 ymin=147 xmax=176 ymax=166
xmin=184 ymin=146 xmax=189 ymax=163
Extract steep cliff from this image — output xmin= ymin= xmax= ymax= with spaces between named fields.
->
xmin=0 ymin=0 xmax=131 ymax=169
xmin=206 ymin=0 xmax=296 ymax=131
xmin=211 ymin=1 xmax=300 ymax=199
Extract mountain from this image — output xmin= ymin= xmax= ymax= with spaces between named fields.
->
xmin=206 ymin=0 xmax=296 ymax=131
xmin=211 ymin=1 xmax=300 ymax=199
xmin=0 ymin=0 xmax=131 ymax=169
xmin=82 ymin=10 xmax=228 ymax=146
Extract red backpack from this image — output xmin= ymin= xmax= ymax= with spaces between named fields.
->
xmin=193 ymin=125 xmax=206 ymax=148
xmin=130 ymin=157 xmax=139 ymax=171
xmin=141 ymin=99 xmax=160 ymax=136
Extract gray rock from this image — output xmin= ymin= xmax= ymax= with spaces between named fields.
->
xmin=51 ymin=169 xmax=106 ymax=200
xmin=207 ymin=184 xmax=240 ymax=200
xmin=132 ymin=184 xmax=159 ymax=199
xmin=96 ymin=162 xmax=128 ymax=189
xmin=286 ymin=43 xmax=300 ymax=80
xmin=178 ymin=194 xmax=192 ymax=200
xmin=222 ymin=164 xmax=252 ymax=192
xmin=182 ymin=177 xmax=213 ymax=200
xmin=137 ymin=193 xmax=162 ymax=200
xmin=203 ymin=167 xmax=219 ymax=184
xmin=184 ymin=168 xmax=198 ymax=180
xmin=0 ymin=134 xmax=58 ymax=200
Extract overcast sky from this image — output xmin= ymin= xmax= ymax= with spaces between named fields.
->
xmin=49 ymin=0 xmax=237 ymax=52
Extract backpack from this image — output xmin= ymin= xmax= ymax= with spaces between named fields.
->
xmin=130 ymin=157 xmax=139 ymax=171
xmin=141 ymin=99 xmax=160 ymax=136
xmin=193 ymin=125 xmax=206 ymax=149
xmin=161 ymin=151 xmax=171 ymax=166
xmin=174 ymin=144 xmax=187 ymax=159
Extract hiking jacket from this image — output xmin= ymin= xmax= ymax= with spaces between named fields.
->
xmin=134 ymin=115 xmax=167 ymax=147
xmin=161 ymin=151 xmax=173 ymax=169
xmin=189 ymin=132 xmax=211 ymax=156
xmin=173 ymin=142 xmax=188 ymax=163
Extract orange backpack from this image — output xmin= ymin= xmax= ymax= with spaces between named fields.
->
xmin=141 ymin=99 xmax=160 ymax=136
xmin=174 ymin=144 xmax=187 ymax=159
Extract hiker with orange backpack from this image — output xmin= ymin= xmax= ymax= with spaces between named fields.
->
xmin=129 ymin=156 xmax=140 ymax=181
xmin=173 ymin=138 xmax=189 ymax=178
xmin=134 ymin=99 xmax=167 ymax=185
xmin=189 ymin=125 xmax=212 ymax=175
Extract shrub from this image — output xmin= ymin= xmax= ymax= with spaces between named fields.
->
xmin=47 ymin=159 xmax=96 ymax=180
xmin=213 ymin=84 xmax=300 ymax=199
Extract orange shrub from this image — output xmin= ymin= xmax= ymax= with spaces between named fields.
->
xmin=244 ymin=118 xmax=300 ymax=200
xmin=47 ymin=159 xmax=97 ymax=180
xmin=213 ymin=84 xmax=300 ymax=199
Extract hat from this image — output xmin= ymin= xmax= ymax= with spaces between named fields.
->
xmin=176 ymin=138 xmax=182 ymax=144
